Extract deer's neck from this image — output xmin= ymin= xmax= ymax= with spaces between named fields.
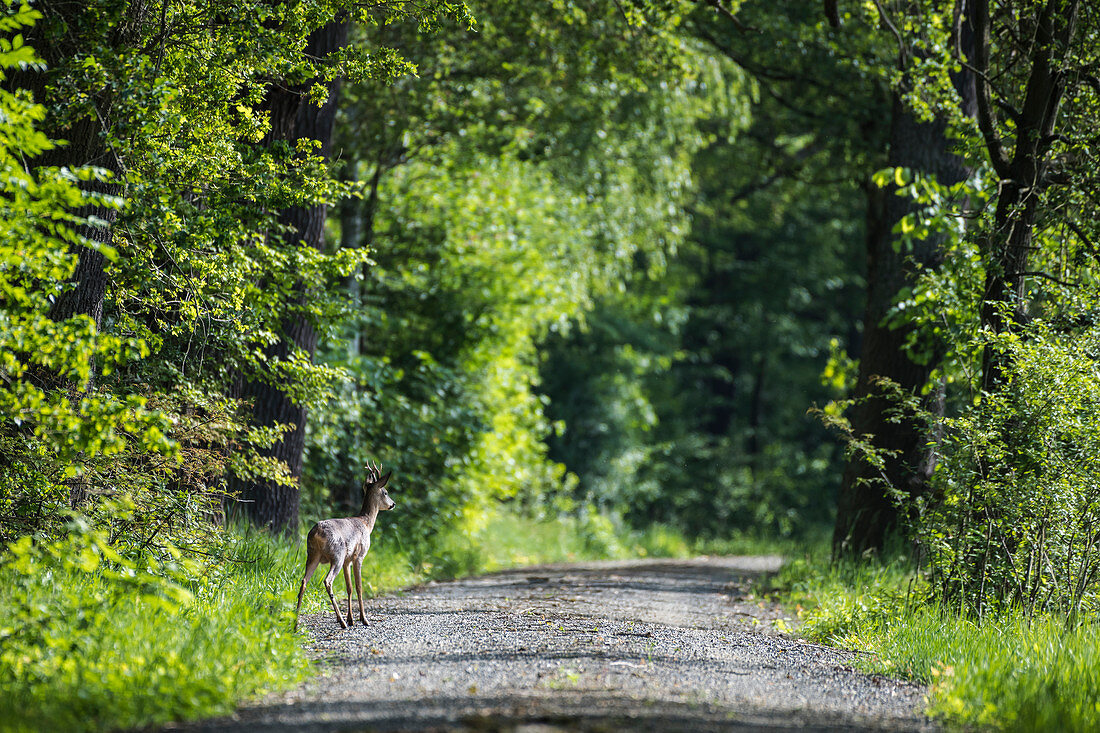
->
xmin=356 ymin=502 xmax=380 ymax=529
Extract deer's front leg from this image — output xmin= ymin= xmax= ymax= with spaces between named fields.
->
xmin=343 ymin=563 xmax=355 ymax=626
xmin=353 ymin=559 xmax=368 ymax=626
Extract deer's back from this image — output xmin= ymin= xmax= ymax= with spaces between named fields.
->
xmin=307 ymin=516 xmax=372 ymax=563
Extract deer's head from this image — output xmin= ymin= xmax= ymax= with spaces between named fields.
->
xmin=360 ymin=461 xmax=395 ymax=514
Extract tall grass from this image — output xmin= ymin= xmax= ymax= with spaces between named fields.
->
xmin=0 ymin=527 xmax=309 ymax=733
xmin=776 ymin=552 xmax=1100 ymax=731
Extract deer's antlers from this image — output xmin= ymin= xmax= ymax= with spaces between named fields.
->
xmin=365 ymin=460 xmax=383 ymax=483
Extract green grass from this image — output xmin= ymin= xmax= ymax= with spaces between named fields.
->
xmin=0 ymin=528 xmax=309 ymax=733
xmin=774 ymin=552 xmax=1100 ymax=731
xmin=472 ymin=509 xmax=675 ymax=568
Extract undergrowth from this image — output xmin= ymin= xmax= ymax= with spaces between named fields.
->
xmin=775 ymin=552 xmax=1100 ymax=731
xmin=0 ymin=522 xmax=308 ymax=733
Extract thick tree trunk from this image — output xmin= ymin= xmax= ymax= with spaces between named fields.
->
xmin=232 ymin=20 xmax=349 ymax=532
xmin=834 ymin=84 xmax=975 ymax=554
xmin=10 ymin=2 xmax=143 ymax=350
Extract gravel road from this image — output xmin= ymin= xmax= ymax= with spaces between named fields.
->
xmin=179 ymin=557 xmax=935 ymax=732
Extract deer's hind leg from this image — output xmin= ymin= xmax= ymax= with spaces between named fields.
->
xmin=343 ymin=562 xmax=355 ymax=626
xmin=323 ymin=551 xmax=348 ymax=629
xmin=294 ymin=550 xmax=323 ymax=632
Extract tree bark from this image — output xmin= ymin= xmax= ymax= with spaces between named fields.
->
xmin=833 ymin=49 xmax=976 ymax=554
xmin=231 ymin=19 xmax=350 ymax=532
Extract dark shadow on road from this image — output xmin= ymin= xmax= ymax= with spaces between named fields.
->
xmin=172 ymin=690 xmax=925 ymax=733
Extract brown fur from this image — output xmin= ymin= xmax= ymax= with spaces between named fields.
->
xmin=294 ymin=468 xmax=395 ymax=630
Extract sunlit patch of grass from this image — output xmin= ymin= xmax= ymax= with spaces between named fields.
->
xmin=466 ymin=509 xmax=814 ymax=571
xmin=692 ymin=529 xmax=826 ymax=558
xmin=924 ymin=617 xmax=1100 ymax=731
xmin=473 ymin=508 xmax=637 ymax=569
xmin=0 ymin=527 xmax=309 ymax=733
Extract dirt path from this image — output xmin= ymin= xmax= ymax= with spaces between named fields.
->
xmin=180 ymin=557 xmax=935 ymax=732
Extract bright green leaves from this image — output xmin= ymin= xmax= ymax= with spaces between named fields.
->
xmin=0 ymin=516 xmax=310 ymax=733
xmin=0 ymin=9 xmax=164 ymax=475
xmin=0 ymin=1 xmax=38 ymax=35
xmin=329 ymin=46 xmax=417 ymax=85
xmin=870 ymin=165 xmax=912 ymax=189
xmin=0 ymin=517 xmax=197 ymax=702
xmin=917 ymin=322 xmax=1100 ymax=617
xmin=311 ymin=148 xmax=605 ymax=543
xmin=1 ymin=0 xmax=387 ymax=541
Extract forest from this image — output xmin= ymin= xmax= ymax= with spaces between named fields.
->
xmin=2 ymin=0 xmax=1100 ymax=730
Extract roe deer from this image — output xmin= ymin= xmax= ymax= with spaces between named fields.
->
xmin=294 ymin=462 xmax=396 ymax=630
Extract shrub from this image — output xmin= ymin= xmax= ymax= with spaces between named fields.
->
xmin=916 ymin=325 xmax=1100 ymax=619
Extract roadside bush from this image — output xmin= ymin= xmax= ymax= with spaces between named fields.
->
xmin=829 ymin=318 xmax=1100 ymax=620
xmin=916 ymin=325 xmax=1100 ymax=619
xmin=778 ymin=552 xmax=1100 ymax=732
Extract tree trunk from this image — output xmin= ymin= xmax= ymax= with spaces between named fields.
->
xmin=978 ymin=181 xmax=1036 ymax=390
xmin=834 ymin=73 xmax=975 ymax=554
xmin=232 ymin=19 xmax=350 ymax=532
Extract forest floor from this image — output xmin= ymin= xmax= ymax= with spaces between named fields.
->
xmin=171 ymin=557 xmax=936 ymax=732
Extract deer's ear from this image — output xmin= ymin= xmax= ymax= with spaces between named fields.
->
xmin=374 ymin=470 xmax=392 ymax=489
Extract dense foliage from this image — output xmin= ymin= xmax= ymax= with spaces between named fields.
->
xmin=827 ymin=0 xmax=1100 ymax=613
xmin=302 ymin=1 xmax=747 ymax=555
xmin=5 ymin=0 xmax=1100 ymax=728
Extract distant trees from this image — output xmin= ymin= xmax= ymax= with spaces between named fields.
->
xmin=544 ymin=0 xmax=884 ymax=539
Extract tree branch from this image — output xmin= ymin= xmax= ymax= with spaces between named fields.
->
xmin=1066 ymin=219 xmax=1098 ymax=254
xmin=968 ymin=0 xmax=1011 ymax=178
xmin=1006 ymin=270 xmax=1078 ymax=288
xmin=868 ymin=0 xmax=908 ymax=67
xmin=702 ymin=0 xmax=757 ymax=33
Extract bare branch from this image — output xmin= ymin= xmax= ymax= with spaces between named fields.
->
xmin=968 ymin=0 xmax=1012 ymax=178
xmin=868 ymin=0 xmax=908 ymax=67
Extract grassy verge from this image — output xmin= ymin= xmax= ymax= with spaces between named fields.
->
xmin=0 ymin=526 xmax=309 ymax=733
xmin=774 ymin=552 xmax=1100 ymax=731
xmin=1 ymin=507 xmax=793 ymax=732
